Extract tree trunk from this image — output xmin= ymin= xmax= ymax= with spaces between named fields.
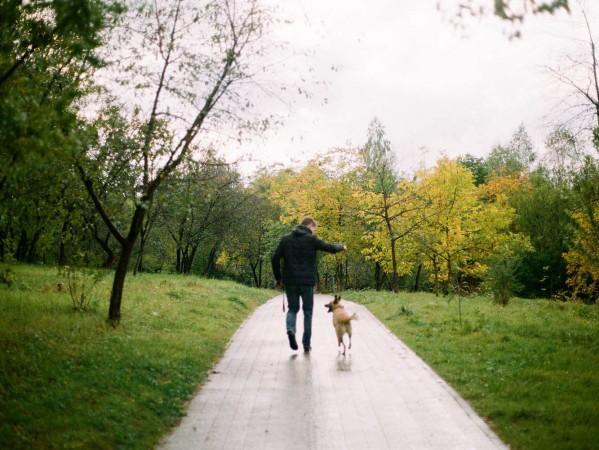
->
xmin=133 ymin=243 xmax=144 ymax=275
xmin=16 ymin=229 xmax=27 ymax=261
xmin=108 ymin=239 xmax=135 ymax=324
xmin=108 ymin=207 xmax=145 ymax=325
xmin=250 ymin=261 xmax=259 ymax=287
xmin=375 ymin=262 xmax=382 ymax=291
xmin=59 ymin=220 xmax=68 ymax=266
xmin=0 ymin=228 xmax=4 ymax=261
xmin=390 ymin=239 xmax=398 ymax=293
xmin=204 ymin=244 xmax=218 ymax=277
xmin=134 ymin=209 xmax=157 ymax=275
xmin=413 ymin=263 xmax=422 ymax=292
xmin=186 ymin=244 xmax=198 ymax=274
xmin=91 ymin=229 xmax=116 ymax=269
xmin=432 ymin=258 xmax=440 ymax=297
xmin=443 ymin=256 xmax=452 ymax=296
xmin=26 ymin=230 xmax=40 ymax=263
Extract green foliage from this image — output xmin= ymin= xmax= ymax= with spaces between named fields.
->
xmin=346 ymin=289 xmax=599 ymax=450
xmin=442 ymin=0 xmax=569 ymax=28
xmin=0 ymin=264 xmax=274 ymax=449
xmin=484 ymin=125 xmax=536 ymax=177
xmin=483 ymin=253 xmax=523 ymax=305
xmin=457 ymin=153 xmax=489 ymax=186
xmin=565 ymin=155 xmax=599 ymax=302
xmin=509 ymin=173 xmax=572 ymax=298
xmin=64 ymin=265 xmax=106 ymax=311
xmin=1 ymin=265 xmax=14 ymax=287
xmin=593 ymin=127 xmax=599 ymax=150
xmin=0 ymin=0 xmax=119 ymax=185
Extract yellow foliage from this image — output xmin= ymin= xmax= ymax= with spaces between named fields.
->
xmin=413 ymin=158 xmax=529 ymax=292
xmin=564 ymin=206 xmax=599 ymax=300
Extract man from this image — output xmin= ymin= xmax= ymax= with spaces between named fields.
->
xmin=271 ymin=216 xmax=347 ymax=352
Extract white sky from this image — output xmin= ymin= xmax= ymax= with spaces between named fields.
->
xmin=224 ymin=0 xmax=599 ymax=176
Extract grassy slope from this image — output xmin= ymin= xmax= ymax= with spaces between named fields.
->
xmin=0 ymin=265 xmax=275 ymax=449
xmin=344 ymin=290 xmax=599 ymax=450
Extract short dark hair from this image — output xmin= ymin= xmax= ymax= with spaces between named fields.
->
xmin=301 ymin=216 xmax=317 ymax=227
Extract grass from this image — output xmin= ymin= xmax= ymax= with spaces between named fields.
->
xmin=3 ymin=265 xmax=598 ymax=450
xmin=0 ymin=264 xmax=275 ymax=449
xmin=344 ymin=290 xmax=599 ymax=450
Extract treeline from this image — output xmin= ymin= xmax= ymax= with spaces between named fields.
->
xmin=1 ymin=1 xmax=597 ymax=324
xmin=254 ymin=120 xmax=599 ymax=303
xmin=3 ymin=114 xmax=598 ymax=303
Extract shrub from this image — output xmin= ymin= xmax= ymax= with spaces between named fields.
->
xmin=64 ymin=265 xmax=105 ymax=311
xmin=484 ymin=253 xmax=523 ymax=306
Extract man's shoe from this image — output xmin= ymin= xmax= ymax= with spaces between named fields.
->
xmin=304 ymin=346 xmax=311 ymax=353
xmin=287 ymin=331 xmax=298 ymax=350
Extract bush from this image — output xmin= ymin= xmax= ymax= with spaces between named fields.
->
xmin=484 ymin=253 xmax=523 ymax=306
xmin=64 ymin=265 xmax=105 ymax=311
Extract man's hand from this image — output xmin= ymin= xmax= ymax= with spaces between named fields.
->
xmin=275 ymin=280 xmax=283 ymax=290
xmin=342 ymin=245 xmax=347 ymax=252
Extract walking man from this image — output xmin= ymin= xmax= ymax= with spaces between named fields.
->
xmin=271 ymin=216 xmax=346 ymax=352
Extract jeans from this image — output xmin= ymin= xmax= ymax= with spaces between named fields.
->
xmin=285 ymin=284 xmax=314 ymax=349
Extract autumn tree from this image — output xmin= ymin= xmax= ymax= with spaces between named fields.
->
xmin=355 ymin=119 xmax=433 ymax=292
xmin=416 ymin=158 xmax=528 ymax=296
xmin=267 ymin=154 xmax=359 ymax=291
xmin=564 ymin=155 xmax=599 ymax=302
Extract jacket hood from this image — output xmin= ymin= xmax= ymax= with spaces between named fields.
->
xmin=291 ymin=225 xmax=312 ymax=237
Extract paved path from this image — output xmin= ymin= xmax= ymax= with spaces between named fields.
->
xmin=160 ymin=294 xmax=507 ymax=449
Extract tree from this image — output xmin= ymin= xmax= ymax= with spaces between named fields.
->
xmin=564 ymin=155 xmax=599 ymax=302
xmin=217 ymin=190 xmax=276 ymax=287
xmin=77 ymin=0 xmax=277 ymax=324
xmin=545 ymin=3 xmax=599 ymax=135
xmin=0 ymin=0 xmax=118 ymax=192
xmin=508 ymin=173 xmax=573 ymax=297
xmin=160 ymin=156 xmax=246 ymax=275
xmin=266 ymin=157 xmax=356 ymax=291
xmin=485 ymin=124 xmax=536 ymax=176
xmin=416 ymin=158 xmax=528 ymax=296
xmin=457 ymin=154 xmax=489 ymax=186
xmin=539 ymin=125 xmax=584 ymax=184
xmin=441 ymin=0 xmax=570 ymax=37
xmin=355 ymin=119 xmax=432 ymax=292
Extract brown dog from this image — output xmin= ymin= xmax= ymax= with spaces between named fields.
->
xmin=324 ymin=295 xmax=358 ymax=356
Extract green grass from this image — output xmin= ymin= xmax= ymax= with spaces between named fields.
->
xmin=344 ymin=290 xmax=599 ymax=450
xmin=0 ymin=264 xmax=275 ymax=449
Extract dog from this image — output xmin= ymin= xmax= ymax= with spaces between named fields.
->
xmin=324 ymin=295 xmax=358 ymax=356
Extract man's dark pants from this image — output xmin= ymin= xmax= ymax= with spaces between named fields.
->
xmin=285 ymin=284 xmax=314 ymax=349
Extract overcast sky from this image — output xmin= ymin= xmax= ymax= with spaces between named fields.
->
xmin=225 ymin=0 xmax=598 ymax=175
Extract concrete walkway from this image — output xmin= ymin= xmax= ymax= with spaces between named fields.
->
xmin=159 ymin=294 xmax=507 ymax=450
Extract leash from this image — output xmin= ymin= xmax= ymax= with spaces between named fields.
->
xmin=282 ymin=288 xmax=286 ymax=312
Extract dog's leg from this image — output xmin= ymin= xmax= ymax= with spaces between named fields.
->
xmin=347 ymin=324 xmax=352 ymax=350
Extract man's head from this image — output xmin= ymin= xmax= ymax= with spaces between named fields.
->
xmin=301 ymin=216 xmax=318 ymax=232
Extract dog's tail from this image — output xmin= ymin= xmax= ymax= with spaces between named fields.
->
xmin=349 ymin=312 xmax=358 ymax=321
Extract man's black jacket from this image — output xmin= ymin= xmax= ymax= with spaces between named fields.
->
xmin=271 ymin=225 xmax=344 ymax=286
